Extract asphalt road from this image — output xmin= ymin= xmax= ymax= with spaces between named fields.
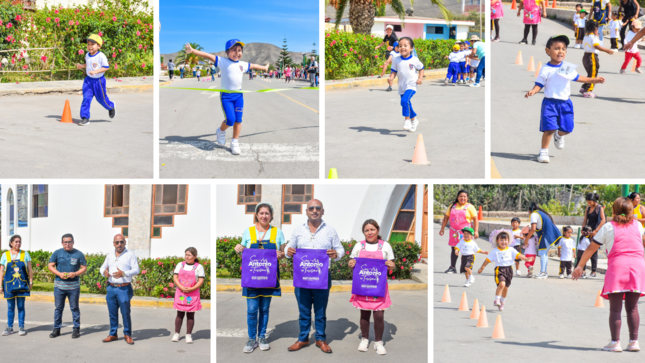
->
xmin=0 ymin=299 xmax=210 ymax=362
xmin=216 ymin=289 xmax=428 ymax=361
xmin=0 ymin=93 xmax=153 ymax=178
xmin=159 ymin=77 xmax=319 ymax=178
xmin=492 ymin=4 xmax=645 ymax=178
xmin=326 ymin=78 xmax=485 ymax=179
xmin=432 ymin=223 xmax=645 ymax=362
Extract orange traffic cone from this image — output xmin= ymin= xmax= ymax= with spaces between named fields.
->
xmin=492 ymin=315 xmax=505 ymax=338
xmin=478 ymin=206 xmax=483 ymax=221
xmin=595 ymin=290 xmax=605 ymax=307
xmin=458 ymin=292 xmax=469 ymax=311
xmin=411 ymin=134 xmax=430 ymax=165
xmin=544 ymin=0 xmax=549 ymax=7
xmin=535 ymin=61 xmax=542 ymax=77
xmin=515 ymin=51 xmax=523 ymax=65
xmin=552 ymin=0 xmax=556 ymax=8
xmin=60 ymin=99 xmax=73 ymax=123
xmin=476 ymin=305 xmax=488 ymax=327
xmin=470 ymin=299 xmax=480 ymax=319
xmin=441 ymin=285 xmax=451 ymax=303
xmin=527 ymin=56 xmax=536 ymax=72
xmin=511 ymin=0 xmax=517 ymax=10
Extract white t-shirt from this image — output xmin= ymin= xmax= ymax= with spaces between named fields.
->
xmin=448 ymin=51 xmax=461 ymax=63
xmin=85 ymin=51 xmax=109 ymax=79
xmin=511 ymin=228 xmax=523 ymax=247
xmin=459 ymin=50 xmax=470 ymax=62
xmin=594 ymin=221 xmax=645 ymax=253
xmin=215 ymin=56 xmax=250 ymax=91
xmin=391 ymin=54 xmax=425 ymax=95
xmin=583 ymin=34 xmax=600 ymax=54
xmin=576 ymin=17 xmax=587 ymax=28
xmin=529 ymin=212 xmax=544 ymax=230
xmin=578 ymin=236 xmax=591 ymax=251
xmin=524 ymin=235 xmax=538 ymax=255
xmin=173 ymin=262 xmax=206 ymax=280
xmin=350 ymin=241 xmax=395 ymax=261
xmin=455 ymin=239 xmax=481 ymax=256
xmin=486 ymin=247 xmax=520 ymax=267
xmin=625 ymin=31 xmax=641 ymax=53
xmin=610 ymin=20 xmax=621 ymax=38
xmin=558 ymin=237 xmax=576 ymax=261
xmin=535 ymin=62 xmax=580 ymax=100
xmin=573 ymin=14 xmax=580 ymax=26
xmin=389 ymin=50 xmax=400 ymax=59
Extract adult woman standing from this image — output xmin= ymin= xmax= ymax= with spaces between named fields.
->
xmin=172 ymin=247 xmax=205 ymax=344
xmin=618 ymin=0 xmax=640 ymax=48
xmin=628 ymin=192 xmax=645 ymax=227
xmin=517 ymin=0 xmax=547 ymax=45
xmin=491 ymin=0 xmax=504 ymax=42
xmin=582 ymin=192 xmax=606 ymax=278
xmin=0 ymin=235 xmax=33 ymax=336
xmin=234 ymin=203 xmax=286 ymax=353
xmin=375 ymin=25 xmax=399 ymax=79
xmin=523 ymin=202 xmax=562 ymax=279
xmin=591 ymin=0 xmax=612 ymax=42
xmin=439 ymin=190 xmax=479 ymax=274
xmin=573 ymin=197 xmax=645 ymax=352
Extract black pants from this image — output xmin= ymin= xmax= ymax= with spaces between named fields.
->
xmin=559 ymin=261 xmax=572 ymax=275
xmin=523 ymin=24 xmax=538 ymax=42
xmin=450 ymin=247 xmax=459 ymax=268
xmin=492 ymin=19 xmax=500 ymax=39
xmin=611 ymin=38 xmax=618 ymax=49
xmin=582 ymin=53 xmax=599 ymax=92
xmin=620 ymin=19 xmax=633 ymax=48
xmin=576 ymin=249 xmax=598 ymax=272
xmin=169 ymin=71 xmax=173 ymax=80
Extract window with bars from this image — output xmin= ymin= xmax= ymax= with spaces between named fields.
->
xmin=104 ymin=185 xmax=130 ymax=236
xmin=237 ymin=184 xmax=262 ymax=214
xmin=282 ymin=185 xmax=314 ymax=224
xmin=32 ymin=184 xmax=48 ymax=218
xmin=152 ymin=185 xmax=189 ymax=238
xmin=390 ymin=185 xmax=417 ymax=243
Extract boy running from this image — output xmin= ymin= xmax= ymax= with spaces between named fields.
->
xmin=75 ymin=34 xmax=116 ymax=126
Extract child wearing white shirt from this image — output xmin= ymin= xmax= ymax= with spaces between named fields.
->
xmin=581 ymin=21 xmax=615 ymax=98
xmin=620 ymin=20 xmax=643 ymax=74
xmin=610 ymin=12 xmax=622 ymax=50
xmin=573 ymin=4 xmax=582 ymax=43
xmin=389 ymin=37 xmax=425 ymax=133
xmin=445 ymin=45 xmax=462 ymax=85
xmin=574 ymin=9 xmax=588 ymax=48
xmin=525 ymin=35 xmax=606 ymax=164
xmin=576 ymin=226 xmax=593 ymax=278
xmin=454 ymin=227 xmax=488 ymax=287
xmin=557 ymin=226 xmax=577 ymax=278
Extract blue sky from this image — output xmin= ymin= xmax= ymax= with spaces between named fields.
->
xmin=159 ymin=0 xmax=319 ymax=54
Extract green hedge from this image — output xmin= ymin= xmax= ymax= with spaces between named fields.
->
xmin=1 ymin=249 xmax=210 ymax=300
xmin=325 ymin=29 xmax=472 ymax=80
xmin=216 ymin=237 xmax=421 ymax=281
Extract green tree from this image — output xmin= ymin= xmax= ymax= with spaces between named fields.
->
xmin=312 ymin=42 xmax=317 ymax=56
xmin=175 ymin=42 xmax=203 ymax=71
xmin=276 ymin=37 xmax=292 ymax=70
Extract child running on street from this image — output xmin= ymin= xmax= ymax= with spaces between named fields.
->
xmin=478 ymin=231 xmax=534 ymax=311
xmin=75 ymin=34 xmax=116 ymax=126
xmin=557 ymin=226 xmax=576 ymax=278
xmin=184 ymin=40 xmax=269 ymax=155
xmin=455 ymin=227 xmax=488 ymax=287
xmin=389 ymin=37 xmax=424 ymax=133
xmin=525 ymin=35 xmax=606 ymax=163
xmin=621 ymin=20 xmax=643 ymax=74
xmin=580 ymin=21 xmax=615 ymax=98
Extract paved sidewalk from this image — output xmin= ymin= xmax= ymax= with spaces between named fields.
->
xmin=0 ymin=76 xmax=154 ymax=96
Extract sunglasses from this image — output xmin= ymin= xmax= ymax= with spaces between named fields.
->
xmin=307 ymin=206 xmax=322 ymax=211
xmin=114 ymin=240 xmax=126 ymax=245
xmin=62 ymin=241 xmax=74 ymax=245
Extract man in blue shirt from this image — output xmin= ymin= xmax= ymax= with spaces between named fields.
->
xmin=48 ymin=233 xmax=87 ymax=339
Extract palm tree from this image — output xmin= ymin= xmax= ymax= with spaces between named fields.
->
xmin=328 ymin=0 xmax=450 ymax=34
xmin=175 ymin=42 xmax=204 ymax=71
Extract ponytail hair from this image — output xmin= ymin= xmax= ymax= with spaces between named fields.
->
xmin=585 ymin=192 xmax=600 ymax=202
xmin=528 ymin=202 xmax=554 ymax=223
xmin=627 ymin=192 xmax=641 ymax=201
xmin=562 ymin=225 xmax=573 ymax=234
xmin=185 ymin=247 xmax=200 ymax=263
xmin=612 ymin=197 xmax=634 ymax=225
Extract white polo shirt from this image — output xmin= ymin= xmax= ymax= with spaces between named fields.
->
xmin=455 ymin=239 xmax=481 ymax=256
xmin=558 ymin=237 xmax=576 ymax=261
xmin=448 ymin=51 xmax=461 ymax=62
xmin=535 ymin=62 xmax=580 ymax=100
xmin=85 ymin=51 xmax=109 ymax=78
xmin=486 ymin=247 xmax=521 ymax=267
xmin=583 ymin=34 xmax=600 ymax=54
xmin=215 ymin=56 xmax=250 ymax=91
xmin=391 ymin=54 xmax=424 ymax=95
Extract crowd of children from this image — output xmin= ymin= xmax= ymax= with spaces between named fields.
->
xmin=444 ymin=40 xmax=481 ymax=85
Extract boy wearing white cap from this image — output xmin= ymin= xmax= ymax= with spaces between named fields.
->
xmin=75 ymin=34 xmax=116 ymax=126
xmin=185 ymin=40 xmax=269 ymax=155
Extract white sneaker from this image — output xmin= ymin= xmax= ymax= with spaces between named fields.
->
xmin=403 ymin=119 xmax=411 ymax=130
xmin=560 ymin=274 xmax=564 ymax=279
xmin=464 ymin=280 xmax=471 ymax=287
xmin=444 ymin=78 xmax=449 ymax=85
xmin=215 ymin=127 xmax=226 ymax=147
xmin=374 ymin=341 xmax=387 ymax=355
xmin=538 ymin=273 xmax=548 ymax=279
xmin=186 ymin=334 xmax=193 ymax=344
xmin=231 ymin=141 xmax=241 ymax=155
xmin=358 ymin=338 xmax=369 ymax=352
xmin=537 ymin=150 xmax=550 ymax=163
xmin=603 ymin=340 xmax=623 ymax=352
xmin=516 ymin=270 xmax=522 ymax=276
xmin=409 ymin=119 xmax=419 ymax=132
xmin=554 ymin=132 xmax=565 ymax=149
xmin=469 ymin=275 xmax=475 ymax=283
xmin=172 ymin=333 xmax=180 ymax=342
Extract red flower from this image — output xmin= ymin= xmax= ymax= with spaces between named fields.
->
xmin=391 ymin=276 xmax=395 ymax=280
xmin=142 ymin=63 xmax=146 ymax=68
xmin=98 ymin=31 xmax=103 ymax=36
xmin=136 ymin=31 xmax=141 ymax=36
xmin=112 ymin=16 xmax=117 ymax=21
xmin=169 ymin=283 xmax=174 ymax=287
xmin=326 ymin=33 xmax=330 ymax=37
xmin=156 ymin=257 xmax=160 ymax=260
xmin=54 ymin=18 xmax=60 ymax=23
xmin=403 ymin=258 xmax=406 ymax=262
xmin=350 ymin=47 xmax=353 ymax=51
xmin=6 ymin=23 xmax=13 ymax=29
xmin=163 ymin=287 xmax=168 ymax=292
xmin=343 ymin=53 xmax=347 ymax=57
xmin=142 ymin=270 xmax=147 ymax=274
xmin=137 ymin=19 xmax=141 ymax=24
xmin=138 ymin=44 xmax=142 ymax=49
xmin=76 ymin=20 xmax=79 ymax=26
xmin=158 ymin=261 xmax=162 ymax=265
xmin=78 ymin=49 xmax=84 ymax=55
xmin=36 ymin=263 xmax=40 ymax=267
xmin=112 ymin=53 xmax=116 ymax=58
xmin=375 ymin=55 xmax=378 ymax=59
xmin=54 ymin=9 xmax=59 ymax=14
xmin=15 ymin=15 xmax=22 ymax=22
xmin=69 ymin=20 xmax=74 ymax=26
xmin=400 ymin=266 xmax=404 ymax=270
xmin=160 ymin=294 xmax=165 ymax=298
xmin=346 ymin=251 xmax=349 ymax=255
xmin=410 ymin=267 xmax=413 ymax=270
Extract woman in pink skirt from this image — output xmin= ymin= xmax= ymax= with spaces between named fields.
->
xmin=491 ymin=0 xmax=504 ymax=42
xmin=348 ymin=219 xmax=396 ymax=355
xmin=172 ymin=247 xmax=205 ymax=344
xmin=573 ymin=197 xmax=645 ymax=352
xmin=517 ymin=0 xmax=547 ymax=45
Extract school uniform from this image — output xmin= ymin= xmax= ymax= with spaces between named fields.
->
xmin=81 ymin=51 xmax=115 ymax=120
xmin=573 ymin=13 xmax=580 ymax=37
xmin=576 ymin=236 xmax=598 ymax=273
xmin=391 ymin=54 xmax=424 ymax=119
xmin=582 ymin=33 xmax=600 ymax=92
xmin=215 ymin=56 xmax=250 ymax=126
xmin=609 ymin=19 xmax=621 ymax=49
xmin=576 ymin=17 xmax=587 ymax=41
xmin=486 ymin=247 xmax=521 ymax=287
xmin=446 ymin=51 xmax=461 ymax=83
xmin=455 ymin=239 xmax=481 ymax=272
xmin=558 ymin=237 xmax=576 ymax=275
xmin=535 ymin=62 xmax=579 ymax=133
xmin=457 ymin=50 xmax=468 ymax=74
xmin=461 ymin=49 xmax=471 ymax=73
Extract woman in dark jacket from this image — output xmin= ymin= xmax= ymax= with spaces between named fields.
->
xmin=618 ymin=0 xmax=641 ymax=48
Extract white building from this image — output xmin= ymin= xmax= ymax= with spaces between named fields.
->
xmin=217 ymin=184 xmax=428 ymax=257
xmin=327 ymin=16 xmax=475 ymax=41
xmin=1 ymin=184 xmax=211 ymax=259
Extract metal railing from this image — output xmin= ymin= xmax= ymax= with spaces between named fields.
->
xmin=0 ymin=47 xmax=81 ymax=82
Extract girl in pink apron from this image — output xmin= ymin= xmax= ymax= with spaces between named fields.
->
xmin=348 ymin=219 xmax=396 ymax=355
xmin=440 ymin=190 xmax=478 ymax=274
xmin=517 ymin=0 xmax=546 ymax=45
xmin=172 ymin=247 xmax=204 ymax=344
xmin=573 ymin=197 xmax=645 ymax=352
xmin=491 ymin=0 xmax=504 ymax=41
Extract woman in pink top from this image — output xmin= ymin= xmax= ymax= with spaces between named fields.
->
xmin=284 ymin=66 xmax=292 ymax=83
xmin=517 ymin=0 xmax=547 ymax=45
xmin=491 ymin=0 xmax=504 ymax=42
xmin=573 ymin=197 xmax=645 ymax=352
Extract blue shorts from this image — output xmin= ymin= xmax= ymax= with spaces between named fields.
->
xmin=220 ymin=92 xmax=244 ymax=126
xmin=540 ymin=98 xmax=574 ymax=133
xmin=459 ymin=62 xmax=466 ymax=73
xmin=466 ymin=65 xmax=471 ymax=73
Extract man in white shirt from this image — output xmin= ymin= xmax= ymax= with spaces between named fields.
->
xmin=100 ymin=234 xmax=139 ymax=345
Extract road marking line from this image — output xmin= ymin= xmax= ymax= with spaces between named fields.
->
xmin=252 ymin=80 xmax=319 ymax=114
xmin=159 ymin=142 xmax=319 ymax=162
xmin=491 ymin=157 xmax=502 ymax=179
xmin=0 ymin=319 xmax=108 ymax=329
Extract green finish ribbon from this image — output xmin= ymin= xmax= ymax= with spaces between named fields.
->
xmin=160 ymin=87 xmax=319 ymax=93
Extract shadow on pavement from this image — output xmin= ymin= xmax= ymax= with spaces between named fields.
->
xmin=491 ymin=152 xmax=539 ymax=161
xmin=131 ymin=328 xmax=171 ymax=341
xmin=495 ymin=340 xmax=599 ymax=351
xmin=45 ymin=115 xmax=112 ymax=124
xmin=190 ymin=329 xmax=211 ymax=341
xmin=240 ymin=126 xmax=319 ymax=139
xmin=270 ymin=318 xmax=360 ymax=345
xmin=349 ymin=126 xmax=408 ymax=137
xmin=592 ymin=96 xmax=645 ymax=104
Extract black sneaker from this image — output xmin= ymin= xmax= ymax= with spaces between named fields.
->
xmin=79 ymin=118 xmax=90 ymax=126
xmin=445 ymin=267 xmax=456 ymax=274
xmin=377 ymin=75 xmax=383 ymax=78
xmin=590 ymin=272 xmax=597 ymax=278
xmin=49 ymin=328 xmax=60 ymax=338
xmin=532 ymin=40 xmax=537 ymax=45
xmin=386 ymin=86 xmax=392 ymax=92
xmin=109 ymin=108 xmax=116 ymax=119
xmin=72 ymin=328 xmax=80 ymax=339
xmin=519 ymin=39 xmax=528 ymax=45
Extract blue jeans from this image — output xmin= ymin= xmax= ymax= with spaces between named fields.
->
xmin=54 ymin=287 xmax=80 ymax=329
xmin=400 ymin=90 xmax=417 ymax=119
xmin=294 ymin=271 xmax=332 ymax=342
xmin=247 ymin=296 xmax=272 ymax=339
xmin=106 ymin=284 xmax=133 ymax=336
xmin=538 ymin=249 xmax=549 ymax=274
xmin=7 ymin=297 xmax=26 ymax=328
xmin=598 ymin=25 xmax=605 ymax=41
xmin=476 ymin=56 xmax=485 ymax=84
